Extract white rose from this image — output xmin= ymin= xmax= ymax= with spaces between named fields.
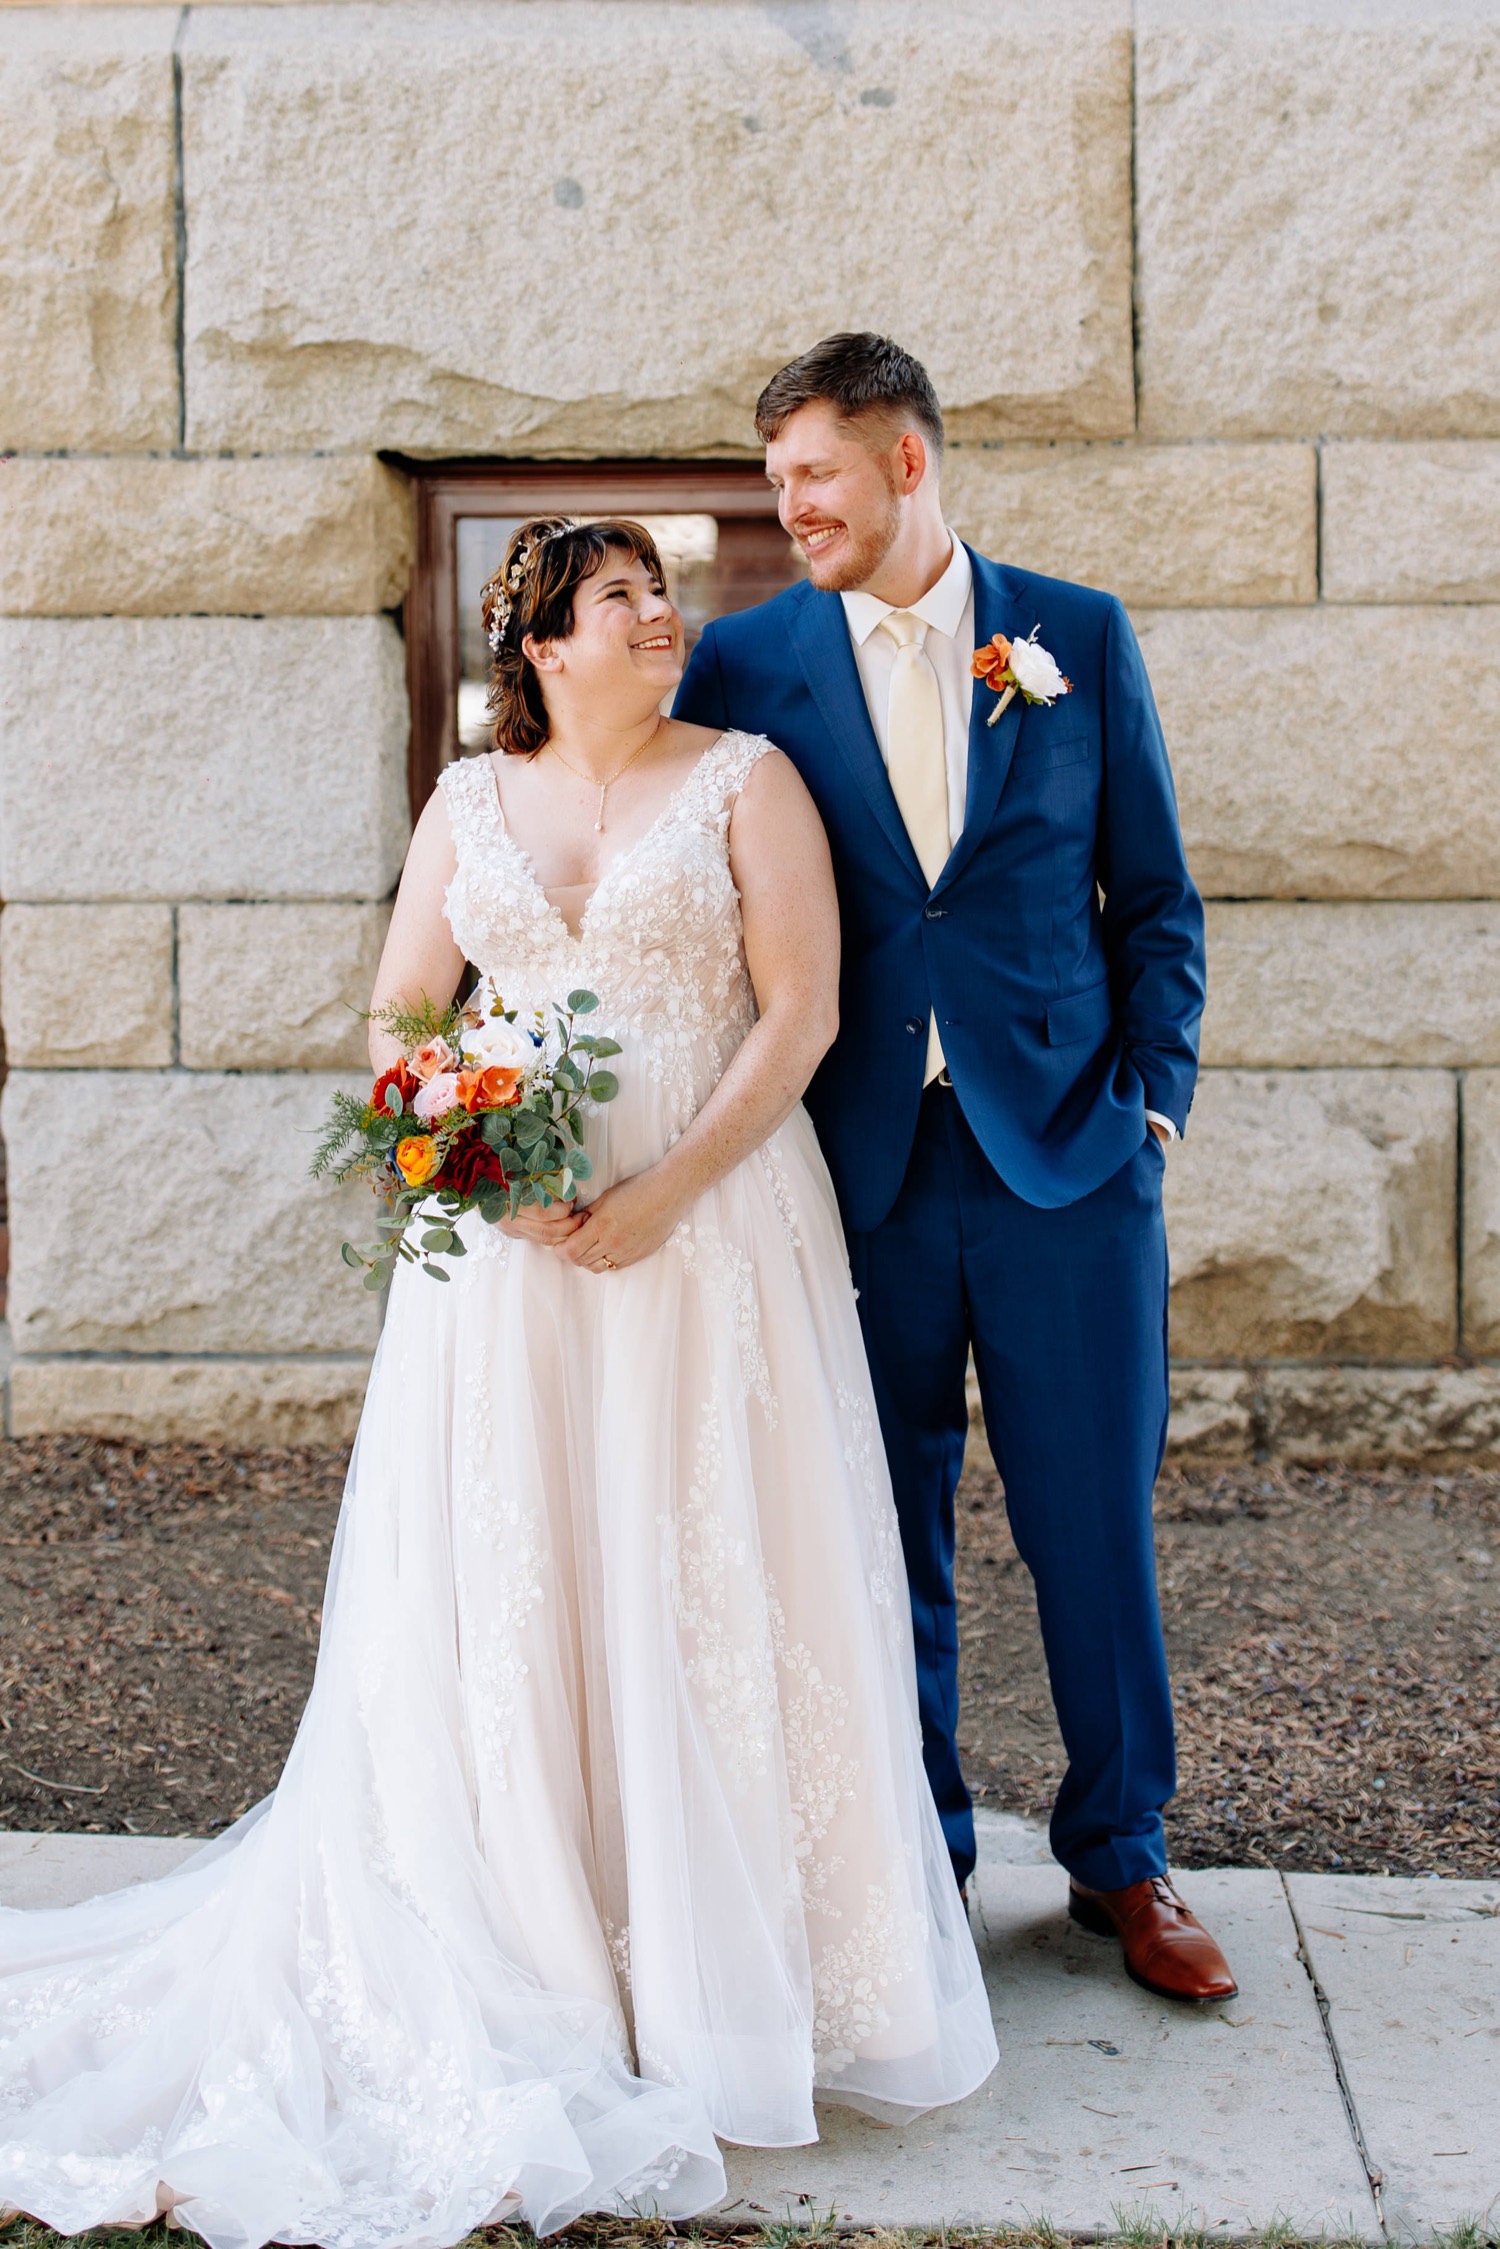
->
xmin=1007 ymin=636 xmax=1068 ymax=705
xmin=460 ymin=1008 xmax=536 ymax=1073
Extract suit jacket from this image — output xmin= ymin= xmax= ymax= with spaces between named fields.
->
xmin=674 ymin=547 xmax=1206 ymax=1233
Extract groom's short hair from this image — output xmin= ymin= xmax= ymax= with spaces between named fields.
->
xmin=754 ymin=333 xmax=945 ymax=462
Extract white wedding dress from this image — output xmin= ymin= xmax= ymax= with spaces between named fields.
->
xmin=0 ymin=730 xmax=996 ymax=2249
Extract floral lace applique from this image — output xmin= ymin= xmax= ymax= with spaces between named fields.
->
xmin=811 ymin=1881 xmax=926 ymax=2073
xmin=660 ymin=1388 xmax=778 ymax=1785
xmin=836 ymin=1381 xmax=902 ymax=1611
xmin=453 ymin=1361 xmax=545 ymax=1790
xmin=758 ymin=1135 xmax=803 ymax=1254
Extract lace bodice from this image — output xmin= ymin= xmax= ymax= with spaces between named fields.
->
xmin=441 ymin=731 xmax=774 ymax=1127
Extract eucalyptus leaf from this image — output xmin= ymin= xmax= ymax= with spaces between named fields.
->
xmin=421 ymin=1260 xmax=451 ymax=1282
xmin=590 ymin=1037 xmax=622 ymax=1058
xmin=567 ymin=989 xmax=600 ymax=1014
xmin=340 ymin=1242 xmax=363 ymax=1270
xmin=384 ymin=1083 xmax=404 ymax=1117
xmin=568 ymin=1150 xmax=593 ymax=1180
xmin=362 ymin=1267 xmax=387 ymax=1291
xmin=445 ymin=1232 xmax=468 ymax=1257
xmin=420 ymin=1228 xmax=455 ymax=1254
xmin=587 ymin=1071 xmax=619 ymax=1102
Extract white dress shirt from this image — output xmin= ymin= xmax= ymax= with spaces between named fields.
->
xmin=839 ymin=532 xmax=1177 ymax=1141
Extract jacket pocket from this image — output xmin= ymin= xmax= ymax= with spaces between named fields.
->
xmin=1014 ymin=725 xmax=1092 ymax=771
xmin=1045 ymin=980 xmax=1114 ymax=1047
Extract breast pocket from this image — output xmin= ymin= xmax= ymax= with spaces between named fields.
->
xmin=1013 ymin=724 xmax=1093 ymax=773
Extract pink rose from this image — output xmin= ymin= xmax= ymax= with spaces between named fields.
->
xmin=414 ymin=1071 xmax=461 ymax=1122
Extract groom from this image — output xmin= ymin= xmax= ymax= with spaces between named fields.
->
xmin=676 ymin=333 xmax=1235 ymax=2003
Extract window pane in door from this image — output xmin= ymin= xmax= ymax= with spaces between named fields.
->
xmin=454 ymin=510 xmax=802 ymax=755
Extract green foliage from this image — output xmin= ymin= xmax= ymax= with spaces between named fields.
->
xmin=367 ymin=992 xmax=464 ymax=1052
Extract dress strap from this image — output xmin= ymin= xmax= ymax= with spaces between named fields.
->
xmin=692 ymin=729 xmax=777 ymax=822
xmin=438 ymin=753 xmax=505 ymax=855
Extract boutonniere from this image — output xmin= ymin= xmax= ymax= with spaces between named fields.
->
xmin=972 ymin=627 xmax=1073 ymax=727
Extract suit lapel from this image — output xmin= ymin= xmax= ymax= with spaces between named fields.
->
xmin=934 ymin=548 xmax=1033 ymax=895
xmin=789 ymin=585 xmax=927 ymax=888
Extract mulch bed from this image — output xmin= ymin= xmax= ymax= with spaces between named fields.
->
xmin=1 ymin=1436 xmax=1496 ymax=1875
xmin=958 ymin=1460 xmax=1500 ymax=1877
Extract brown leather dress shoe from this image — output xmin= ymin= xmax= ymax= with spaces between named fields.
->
xmin=1068 ymin=1875 xmax=1238 ymax=2003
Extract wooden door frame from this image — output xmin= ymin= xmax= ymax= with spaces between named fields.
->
xmin=397 ymin=459 xmax=783 ymax=821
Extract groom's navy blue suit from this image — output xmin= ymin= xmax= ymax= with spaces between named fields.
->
xmin=677 ymin=548 xmax=1206 ymax=1891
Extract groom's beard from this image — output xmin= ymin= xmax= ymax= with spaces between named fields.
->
xmin=797 ymin=483 xmax=902 ymax=593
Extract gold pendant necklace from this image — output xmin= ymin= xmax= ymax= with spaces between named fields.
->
xmin=545 ymin=726 xmax=658 ymax=833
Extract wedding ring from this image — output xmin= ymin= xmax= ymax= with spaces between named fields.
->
xmin=601 ymin=1256 xmax=618 ymax=1270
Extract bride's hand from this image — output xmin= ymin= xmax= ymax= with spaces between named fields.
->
xmin=558 ymin=1170 xmax=682 ymax=1274
xmin=500 ymin=1202 xmax=586 ymax=1247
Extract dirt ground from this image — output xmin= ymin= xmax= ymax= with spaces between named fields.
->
xmin=1 ymin=1436 xmax=1495 ymax=1876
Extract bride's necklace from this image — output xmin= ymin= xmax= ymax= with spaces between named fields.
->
xmin=545 ymin=725 xmax=659 ymax=834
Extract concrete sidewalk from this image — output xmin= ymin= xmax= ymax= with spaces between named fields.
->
xmin=1 ymin=1817 xmax=1494 ymax=2240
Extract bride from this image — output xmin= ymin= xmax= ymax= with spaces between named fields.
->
xmin=0 ymin=517 xmax=996 ymax=2249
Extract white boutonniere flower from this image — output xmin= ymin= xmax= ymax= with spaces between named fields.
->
xmin=972 ymin=626 xmax=1074 ymax=727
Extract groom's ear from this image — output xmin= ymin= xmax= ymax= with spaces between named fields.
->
xmin=892 ymin=426 xmax=935 ymax=497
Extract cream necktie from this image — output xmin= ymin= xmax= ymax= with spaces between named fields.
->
xmin=880 ymin=610 xmax=949 ymax=1084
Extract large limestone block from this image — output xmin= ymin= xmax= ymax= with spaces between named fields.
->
xmin=1259 ymin=1367 xmax=1500 ymax=1471
xmin=0 ymin=10 xmax=178 ymax=449
xmin=179 ymin=902 xmax=390 ymax=1070
xmin=1463 ymin=1070 xmax=1500 ymax=1356
xmin=944 ymin=443 xmax=1315 ymax=607
xmin=1322 ymin=443 xmax=1500 ymax=605
xmin=0 ymin=903 xmax=173 ymax=1068
xmin=0 ymin=616 xmax=410 ymax=902
xmin=1203 ymin=903 xmax=1500 ymax=1070
xmin=1164 ymin=1367 xmax=1255 ymax=1464
xmin=1165 ymin=1071 xmax=1457 ymax=1360
xmin=180 ymin=0 xmax=1134 ymax=452
xmin=1136 ymin=5 xmax=1500 ymax=438
xmin=1137 ymin=607 xmax=1500 ymax=899
xmin=0 ymin=457 xmax=414 ymax=617
xmin=3 ymin=1071 xmax=380 ymax=1356
xmin=9 ymin=1355 xmax=370 ymax=1448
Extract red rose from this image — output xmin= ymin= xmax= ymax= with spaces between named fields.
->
xmin=436 ymin=1134 xmax=511 ymax=1198
xmin=370 ymin=1061 xmax=419 ymax=1117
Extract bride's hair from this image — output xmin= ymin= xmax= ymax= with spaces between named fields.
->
xmin=481 ymin=516 xmax=668 ymax=756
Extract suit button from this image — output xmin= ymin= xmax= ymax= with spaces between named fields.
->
xmin=923 ymin=905 xmax=948 ymax=920
xmin=905 ymin=1018 xmax=924 ymax=1036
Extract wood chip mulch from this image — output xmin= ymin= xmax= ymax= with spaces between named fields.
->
xmin=1 ymin=1436 xmax=1496 ymax=1876
xmin=958 ymin=1459 xmax=1500 ymax=1877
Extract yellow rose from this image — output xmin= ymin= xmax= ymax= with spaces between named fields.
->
xmin=394 ymin=1134 xmax=440 ymax=1187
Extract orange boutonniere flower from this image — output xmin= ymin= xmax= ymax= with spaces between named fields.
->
xmin=972 ymin=627 xmax=1073 ymax=726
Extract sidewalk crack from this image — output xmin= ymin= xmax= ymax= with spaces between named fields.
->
xmin=1281 ymin=1872 xmax=1388 ymax=2239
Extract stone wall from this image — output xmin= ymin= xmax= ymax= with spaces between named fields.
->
xmin=1 ymin=0 xmax=1497 ymax=1461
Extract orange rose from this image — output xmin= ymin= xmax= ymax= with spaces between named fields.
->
xmin=394 ymin=1134 xmax=440 ymax=1186
xmin=455 ymin=1065 xmax=524 ymax=1114
xmin=411 ymin=1037 xmax=456 ymax=1084
xmin=971 ymin=633 xmax=1013 ymax=688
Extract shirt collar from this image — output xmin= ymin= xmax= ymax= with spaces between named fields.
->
xmin=840 ymin=533 xmax=973 ymax=648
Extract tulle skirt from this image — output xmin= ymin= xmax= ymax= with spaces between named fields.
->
xmin=0 ymin=1101 xmax=996 ymax=2249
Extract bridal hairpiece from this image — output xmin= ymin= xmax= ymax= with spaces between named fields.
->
xmin=487 ymin=519 xmax=579 ymax=652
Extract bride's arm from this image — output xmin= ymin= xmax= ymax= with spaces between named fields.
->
xmin=366 ymin=789 xmax=467 ymax=1073
xmin=562 ymin=749 xmax=840 ymax=1273
xmin=368 ymin=786 xmax=585 ymax=1244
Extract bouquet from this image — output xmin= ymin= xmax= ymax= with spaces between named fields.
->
xmin=311 ymin=980 xmax=620 ymax=1286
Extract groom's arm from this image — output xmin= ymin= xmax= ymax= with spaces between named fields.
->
xmin=674 ymin=620 xmax=730 ymax=729
xmin=1096 ymin=598 xmax=1206 ymax=1138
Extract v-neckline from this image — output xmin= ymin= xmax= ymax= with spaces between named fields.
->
xmin=486 ymin=732 xmax=729 ymax=945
